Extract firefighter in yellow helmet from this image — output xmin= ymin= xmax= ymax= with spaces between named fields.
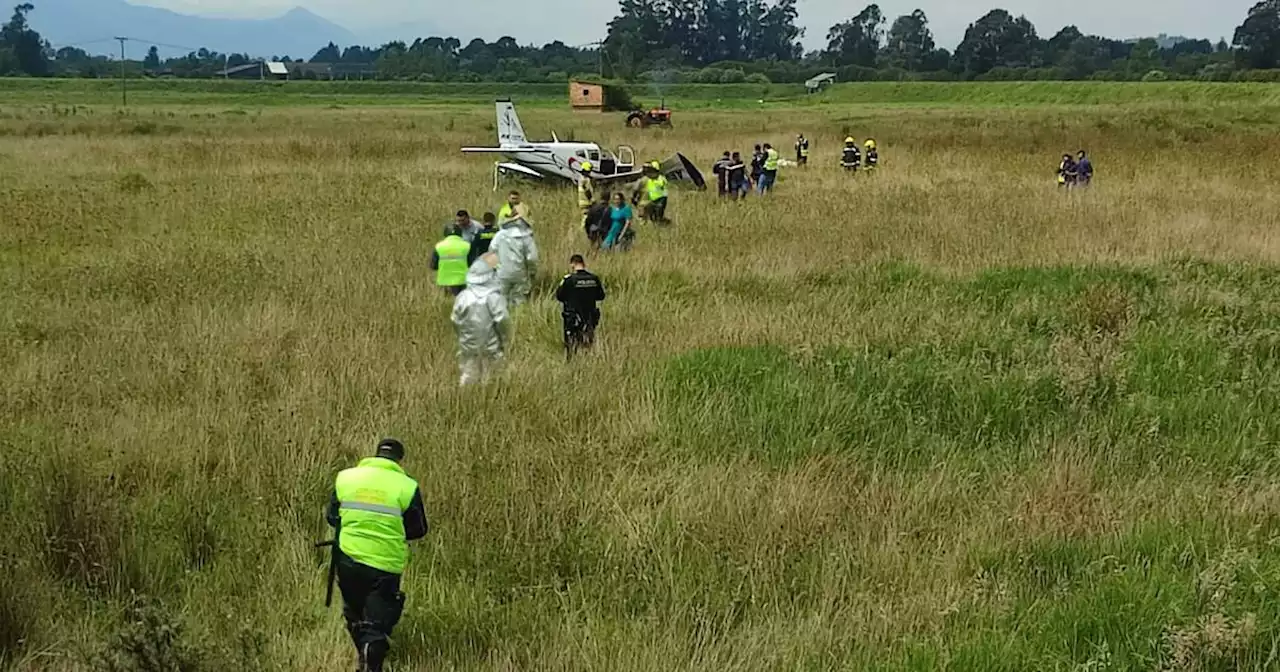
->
xmin=841 ymin=137 xmax=861 ymax=172
xmin=637 ymin=160 xmax=670 ymax=224
xmin=863 ymin=138 xmax=878 ymax=173
xmin=576 ymin=161 xmax=594 ymax=232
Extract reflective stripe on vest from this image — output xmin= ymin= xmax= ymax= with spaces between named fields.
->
xmin=764 ymin=149 xmax=779 ymax=171
xmin=646 ymin=176 xmax=668 ymax=201
xmin=340 ymin=501 xmax=402 ymax=516
xmin=435 ymin=236 xmax=470 ymax=287
xmin=334 ymin=457 xmax=419 ymax=574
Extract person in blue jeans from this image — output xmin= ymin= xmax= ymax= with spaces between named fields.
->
xmin=602 ymin=192 xmax=634 ymax=251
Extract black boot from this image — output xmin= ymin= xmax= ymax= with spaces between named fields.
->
xmin=364 ymin=640 xmax=389 ymax=672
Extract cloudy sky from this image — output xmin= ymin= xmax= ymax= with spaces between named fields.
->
xmin=135 ymin=0 xmax=1252 ymax=49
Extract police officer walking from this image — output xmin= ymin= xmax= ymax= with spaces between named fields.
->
xmin=431 ymin=223 xmax=471 ymax=296
xmin=795 ymin=134 xmax=810 ymax=167
xmin=555 ymin=254 xmax=606 ymax=359
xmin=467 ymin=212 xmax=499 ymax=266
xmin=325 ymin=438 xmax=428 ymax=672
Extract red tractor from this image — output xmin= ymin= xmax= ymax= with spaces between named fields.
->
xmin=626 ymin=102 xmax=673 ymax=129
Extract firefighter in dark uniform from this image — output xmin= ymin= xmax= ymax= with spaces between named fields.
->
xmin=864 ymin=138 xmax=878 ymax=173
xmin=1058 ymin=153 xmax=1076 ymax=188
xmin=841 ymin=137 xmax=861 ymax=172
xmin=555 ymin=254 xmax=606 ymax=359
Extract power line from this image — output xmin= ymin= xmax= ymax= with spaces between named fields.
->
xmin=114 ymin=37 xmax=127 ymax=106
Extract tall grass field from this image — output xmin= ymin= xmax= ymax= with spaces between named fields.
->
xmin=3 ymin=85 xmax=1280 ymax=671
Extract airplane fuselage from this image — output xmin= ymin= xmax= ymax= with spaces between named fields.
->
xmin=506 ymin=142 xmax=602 ymax=182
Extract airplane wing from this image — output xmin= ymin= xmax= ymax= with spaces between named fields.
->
xmin=461 ymin=146 xmax=555 ymax=154
xmin=661 ymin=153 xmax=707 ymax=189
xmin=497 ymin=162 xmax=544 ymax=179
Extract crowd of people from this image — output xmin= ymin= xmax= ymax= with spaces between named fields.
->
xmin=1057 ymin=150 xmax=1095 ymax=188
xmin=709 ymin=142 xmax=785 ymax=198
xmin=574 ymin=159 xmax=675 ymax=252
xmin=430 ymin=191 xmax=607 ymax=386
xmin=706 ymin=135 xmax=883 ymax=198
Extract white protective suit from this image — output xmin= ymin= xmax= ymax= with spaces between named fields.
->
xmin=489 ymin=218 xmax=539 ymax=307
xmin=451 ymin=259 xmax=511 ymax=386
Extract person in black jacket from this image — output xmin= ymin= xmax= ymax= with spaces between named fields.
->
xmin=712 ymin=151 xmax=733 ymax=198
xmin=750 ymin=144 xmax=765 ymax=188
xmin=585 ymin=192 xmax=612 ymax=249
xmin=555 ymin=254 xmax=606 ymax=359
xmin=728 ymin=152 xmax=748 ymax=200
xmin=467 ymin=212 xmax=499 ymax=266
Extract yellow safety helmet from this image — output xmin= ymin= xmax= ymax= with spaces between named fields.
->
xmin=844 ymin=136 xmax=855 ymax=145
xmin=579 ymin=160 xmax=593 ymax=173
xmin=649 ymin=160 xmax=661 ymax=170
xmin=865 ymin=139 xmax=877 ymax=149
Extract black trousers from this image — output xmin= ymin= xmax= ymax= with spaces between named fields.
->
xmin=645 ymin=197 xmax=668 ymax=223
xmin=337 ymin=553 xmax=405 ymax=672
xmin=563 ymin=311 xmax=598 ymax=358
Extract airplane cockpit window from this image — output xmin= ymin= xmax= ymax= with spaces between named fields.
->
xmin=575 ymin=150 xmax=587 ymax=159
xmin=589 ymin=150 xmax=601 ymax=162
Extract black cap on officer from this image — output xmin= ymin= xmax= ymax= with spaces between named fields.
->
xmin=376 ymin=438 xmax=405 ymax=462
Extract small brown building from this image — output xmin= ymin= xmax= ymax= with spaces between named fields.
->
xmin=570 ymin=80 xmax=605 ymax=112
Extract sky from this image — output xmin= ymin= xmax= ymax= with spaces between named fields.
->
xmin=134 ymin=0 xmax=1253 ymax=50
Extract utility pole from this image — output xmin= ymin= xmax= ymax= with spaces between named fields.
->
xmin=114 ymin=37 xmax=128 ymax=106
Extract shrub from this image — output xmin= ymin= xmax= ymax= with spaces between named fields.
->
xmin=744 ymin=72 xmax=771 ymax=85
xmin=694 ymin=67 xmax=724 ymax=84
xmin=1142 ymin=69 xmax=1170 ymax=82
xmin=92 ymin=597 xmax=204 ymax=672
xmin=718 ymin=69 xmax=747 ymax=84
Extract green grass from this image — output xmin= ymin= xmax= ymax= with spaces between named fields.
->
xmin=2 ymin=77 xmax=1280 ymax=109
xmin=3 ymin=96 xmax=1280 ymax=670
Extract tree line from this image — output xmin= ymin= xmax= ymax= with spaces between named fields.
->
xmin=3 ymin=0 xmax=1280 ymax=82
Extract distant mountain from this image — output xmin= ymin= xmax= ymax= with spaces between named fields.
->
xmin=28 ymin=0 xmax=358 ymax=60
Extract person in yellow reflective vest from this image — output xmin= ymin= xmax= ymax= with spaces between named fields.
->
xmin=325 ymin=438 xmax=428 ymax=672
xmin=576 ymin=161 xmax=594 ymax=232
xmin=430 ymin=222 xmax=471 ymax=296
xmin=639 ymin=161 xmax=670 ymax=224
xmin=794 ymin=134 xmax=810 ymax=166
xmin=864 ymin=138 xmax=878 ymax=173
xmin=758 ymin=143 xmax=780 ymax=194
xmin=497 ymin=190 xmax=529 ymax=226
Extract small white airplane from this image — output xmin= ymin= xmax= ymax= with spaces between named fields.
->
xmin=462 ymin=99 xmax=705 ymax=191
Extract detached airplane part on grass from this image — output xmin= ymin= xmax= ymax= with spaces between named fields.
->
xmin=462 ymin=100 xmax=706 ymax=191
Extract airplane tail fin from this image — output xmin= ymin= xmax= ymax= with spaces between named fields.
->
xmin=496 ymin=99 xmax=527 ymax=145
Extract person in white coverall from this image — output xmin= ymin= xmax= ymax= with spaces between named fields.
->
xmin=489 ymin=215 xmax=539 ymax=307
xmin=451 ymin=255 xmax=511 ymax=386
